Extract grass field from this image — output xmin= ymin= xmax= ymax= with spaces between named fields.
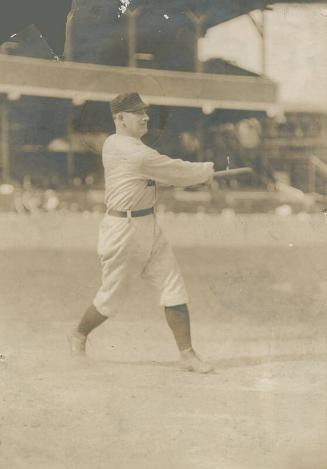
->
xmin=1 ymin=215 xmax=327 ymax=469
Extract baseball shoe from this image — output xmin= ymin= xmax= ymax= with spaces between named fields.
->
xmin=68 ymin=331 xmax=87 ymax=358
xmin=180 ymin=348 xmax=213 ymax=374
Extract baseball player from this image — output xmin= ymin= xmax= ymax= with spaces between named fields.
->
xmin=69 ymin=92 xmax=214 ymax=373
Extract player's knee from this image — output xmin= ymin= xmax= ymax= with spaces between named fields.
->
xmin=164 ymin=303 xmax=189 ymax=314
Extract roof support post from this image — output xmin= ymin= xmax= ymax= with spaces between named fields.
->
xmin=126 ymin=8 xmax=140 ymax=68
xmin=248 ymin=10 xmax=267 ymax=75
xmin=0 ymin=95 xmax=10 ymax=183
xmin=185 ymin=11 xmax=207 ymax=73
xmin=0 ymin=42 xmax=17 ymax=183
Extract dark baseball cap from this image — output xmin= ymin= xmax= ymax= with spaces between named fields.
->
xmin=110 ymin=92 xmax=148 ymax=115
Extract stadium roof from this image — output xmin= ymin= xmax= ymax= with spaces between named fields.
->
xmin=0 ymin=1 xmax=321 ymax=56
xmin=0 ymin=54 xmax=277 ymax=111
xmin=192 ymin=0 xmax=323 ymax=30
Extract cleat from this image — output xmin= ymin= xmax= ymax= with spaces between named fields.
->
xmin=180 ymin=348 xmax=213 ymax=374
xmin=68 ymin=331 xmax=87 ymax=358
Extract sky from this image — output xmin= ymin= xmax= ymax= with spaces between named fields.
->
xmin=200 ymin=3 xmax=327 ymax=108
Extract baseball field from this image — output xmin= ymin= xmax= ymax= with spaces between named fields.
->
xmin=1 ymin=212 xmax=326 ymax=469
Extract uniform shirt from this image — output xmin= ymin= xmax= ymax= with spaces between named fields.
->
xmin=102 ymin=133 xmax=214 ymax=211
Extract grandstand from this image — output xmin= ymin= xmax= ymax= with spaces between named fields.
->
xmin=0 ymin=0 xmax=326 ymax=212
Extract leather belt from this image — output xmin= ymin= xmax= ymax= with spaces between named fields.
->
xmin=107 ymin=207 xmax=154 ymax=218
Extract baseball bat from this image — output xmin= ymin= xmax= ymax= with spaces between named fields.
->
xmin=213 ymin=167 xmax=253 ymax=179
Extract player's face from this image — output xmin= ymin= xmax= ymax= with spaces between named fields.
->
xmin=122 ymin=110 xmax=149 ymax=138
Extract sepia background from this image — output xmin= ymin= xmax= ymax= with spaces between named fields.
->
xmin=0 ymin=1 xmax=326 ymax=468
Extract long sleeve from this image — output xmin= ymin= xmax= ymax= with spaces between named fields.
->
xmin=140 ymin=148 xmax=214 ymax=187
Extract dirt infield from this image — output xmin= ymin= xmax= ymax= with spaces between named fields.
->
xmin=1 ymin=214 xmax=327 ymax=468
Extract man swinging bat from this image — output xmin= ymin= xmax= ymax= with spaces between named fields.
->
xmin=69 ymin=92 xmax=250 ymax=373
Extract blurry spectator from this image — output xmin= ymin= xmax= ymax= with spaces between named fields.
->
xmin=85 ymin=173 xmax=95 ymax=187
xmin=180 ymin=132 xmax=201 ymax=162
xmin=206 ymin=123 xmax=241 ymax=170
xmin=21 ymin=188 xmax=42 ymax=213
xmin=44 ymin=190 xmax=59 ymax=211
xmin=72 ymin=176 xmax=83 ymax=188
xmin=236 ymin=118 xmax=261 ymax=149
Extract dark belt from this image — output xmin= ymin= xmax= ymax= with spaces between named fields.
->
xmin=107 ymin=207 xmax=154 ymax=218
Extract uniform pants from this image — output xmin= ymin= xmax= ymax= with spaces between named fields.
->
xmin=93 ymin=214 xmax=188 ymax=317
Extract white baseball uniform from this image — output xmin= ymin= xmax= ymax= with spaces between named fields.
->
xmin=93 ymin=134 xmax=214 ymax=317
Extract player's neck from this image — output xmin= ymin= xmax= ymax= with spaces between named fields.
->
xmin=115 ymin=128 xmax=140 ymax=140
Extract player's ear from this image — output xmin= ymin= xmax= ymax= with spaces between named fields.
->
xmin=117 ymin=112 xmax=126 ymax=125
xmin=113 ymin=112 xmax=125 ymax=127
